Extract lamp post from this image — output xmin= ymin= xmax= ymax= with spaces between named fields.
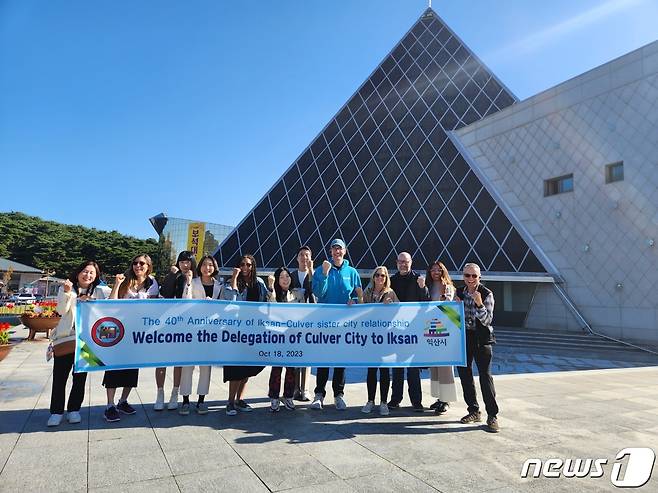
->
xmin=44 ymin=269 xmax=55 ymax=298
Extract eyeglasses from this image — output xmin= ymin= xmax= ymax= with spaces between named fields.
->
xmin=463 ymin=273 xmax=478 ymax=278
xmin=133 ymin=261 xmax=147 ymax=266
xmin=240 ymin=262 xmax=252 ymax=267
xmin=374 ymin=273 xmax=386 ymax=278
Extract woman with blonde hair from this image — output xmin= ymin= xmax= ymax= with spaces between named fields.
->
xmin=361 ymin=266 xmax=399 ymax=415
xmin=426 ymin=261 xmax=457 ymax=415
xmin=103 ymin=254 xmax=159 ymax=422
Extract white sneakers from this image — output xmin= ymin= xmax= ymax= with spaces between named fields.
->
xmin=154 ymin=388 xmax=165 ymax=411
xmin=281 ymin=397 xmax=295 ymax=410
xmin=47 ymin=411 xmax=82 ymax=427
xmin=311 ymin=394 xmax=347 ymax=410
xmin=167 ymin=387 xmax=179 ymax=410
xmin=334 ymin=395 xmax=347 ymax=411
xmin=47 ymin=414 xmax=63 ymax=427
xmin=310 ymin=393 xmax=324 ymax=410
xmin=362 ymin=401 xmax=389 ymax=415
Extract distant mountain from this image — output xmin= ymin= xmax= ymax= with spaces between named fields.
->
xmin=0 ymin=212 xmax=162 ymax=279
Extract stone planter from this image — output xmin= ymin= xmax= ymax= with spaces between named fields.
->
xmin=20 ymin=315 xmax=61 ymax=340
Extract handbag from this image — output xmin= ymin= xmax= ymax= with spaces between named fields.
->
xmin=53 ymin=340 xmax=76 ymax=357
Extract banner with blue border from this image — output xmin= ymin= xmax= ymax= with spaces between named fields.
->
xmin=75 ymin=299 xmax=466 ymax=372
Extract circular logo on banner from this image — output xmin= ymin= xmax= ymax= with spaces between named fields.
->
xmin=91 ymin=317 xmax=125 ymax=347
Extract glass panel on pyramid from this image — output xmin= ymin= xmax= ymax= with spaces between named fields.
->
xmin=215 ymin=8 xmax=546 ymax=274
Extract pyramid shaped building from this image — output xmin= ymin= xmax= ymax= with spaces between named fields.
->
xmin=215 ymin=8 xmax=547 ymax=275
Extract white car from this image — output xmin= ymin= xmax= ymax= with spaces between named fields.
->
xmin=11 ymin=293 xmax=37 ymax=305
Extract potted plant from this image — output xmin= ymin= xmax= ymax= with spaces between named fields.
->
xmin=0 ymin=322 xmax=12 ymax=360
xmin=20 ymin=301 xmax=61 ymax=340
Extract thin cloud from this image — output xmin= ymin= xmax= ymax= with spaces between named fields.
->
xmin=486 ymin=0 xmax=647 ymax=60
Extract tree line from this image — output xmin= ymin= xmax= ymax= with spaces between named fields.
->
xmin=0 ymin=212 xmax=166 ymax=281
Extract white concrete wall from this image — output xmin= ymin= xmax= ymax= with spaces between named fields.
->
xmin=455 ymin=41 xmax=658 ymax=344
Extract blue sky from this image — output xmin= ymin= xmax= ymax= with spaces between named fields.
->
xmin=1 ymin=0 xmax=656 ymax=239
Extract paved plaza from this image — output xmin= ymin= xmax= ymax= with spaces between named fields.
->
xmin=1 ymin=326 xmax=657 ymax=492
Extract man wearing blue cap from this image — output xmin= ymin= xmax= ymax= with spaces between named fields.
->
xmin=311 ymin=239 xmax=363 ymax=410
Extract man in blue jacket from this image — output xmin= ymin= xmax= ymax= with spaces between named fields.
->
xmin=311 ymin=239 xmax=363 ymax=410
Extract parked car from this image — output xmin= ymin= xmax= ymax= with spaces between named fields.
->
xmin=9 ymin=293 xmax=37 ymax=305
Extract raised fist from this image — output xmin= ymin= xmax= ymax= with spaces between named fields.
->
xmin=267 ymin=274 xmax=275 ymax=290
xmin=63 ymin=279 xmax=73 ymax=293
xmin=417 ymin=275 xmax=426 ymax=289
xmin=322 ymin=260 xmax=331 ymax=276
xmin=115 ymin=273 xmax=126 ymax=285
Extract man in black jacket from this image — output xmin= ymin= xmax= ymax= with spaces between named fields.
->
xmin=388 ymin=252 xmax=429 ymax=411
xmin=289 ymin=245 xmax=315 ymax=401
xmin=455 ymin=262 xmax=499 ymax=433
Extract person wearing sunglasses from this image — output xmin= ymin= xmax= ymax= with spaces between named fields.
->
xmin=454 ymin=263 xmax=499 ymax=433
xmin=104 ymin=254 xmax=159 ymax=422
xmin=425 ymin=261 xmax=457 ymax=415
xmin=361 ymin=266 xmax=398 ymax=415
xmin=221 ymin=254 xmax=267 ymax=416
xmin=155 ymin=250 xmax=197 ymax=412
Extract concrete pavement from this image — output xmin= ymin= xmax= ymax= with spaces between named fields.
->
xmin=1 ymin=326 xmax=657 ymax=492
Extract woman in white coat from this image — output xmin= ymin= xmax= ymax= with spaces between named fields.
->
xmin=179 ymin=255 xmax=224 ymax=415
xmin=47 ymin=260 xmax=105 ymax=427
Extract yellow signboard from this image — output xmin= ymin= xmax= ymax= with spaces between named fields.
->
xmin=186 ymin=222 xmax=205 ymax=260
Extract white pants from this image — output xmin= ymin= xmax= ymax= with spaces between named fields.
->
xmin=430 ymin=366 xmax=457 ymax=402
xmin=180 ymin=366 xmax=211 ymax=396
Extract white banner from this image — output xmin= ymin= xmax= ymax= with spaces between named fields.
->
xmin=75 ymin=299 xmax=466 ymax=372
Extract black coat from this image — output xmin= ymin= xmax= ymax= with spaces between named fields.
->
xmin=289 ymin=269 xmax=316 ymax=303
xmin=390 ymin=270 xmax=429 ymax=302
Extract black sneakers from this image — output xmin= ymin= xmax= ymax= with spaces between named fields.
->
xmin=434 ymin=401 xmax=450 ymax=415
xmin=117 ymin=400 xmax=136 ymax=415
xmin=104 ymin=406 xmax=120 ymax=422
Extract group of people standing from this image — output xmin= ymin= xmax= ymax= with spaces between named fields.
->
xmin=46 ymin=238 xmax=500 ymax=433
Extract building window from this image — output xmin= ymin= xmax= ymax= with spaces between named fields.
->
xmin=544 ymin=174 xmax=573 ymax=196
xmin=605 ymin=161 xmax=624 ymax=183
